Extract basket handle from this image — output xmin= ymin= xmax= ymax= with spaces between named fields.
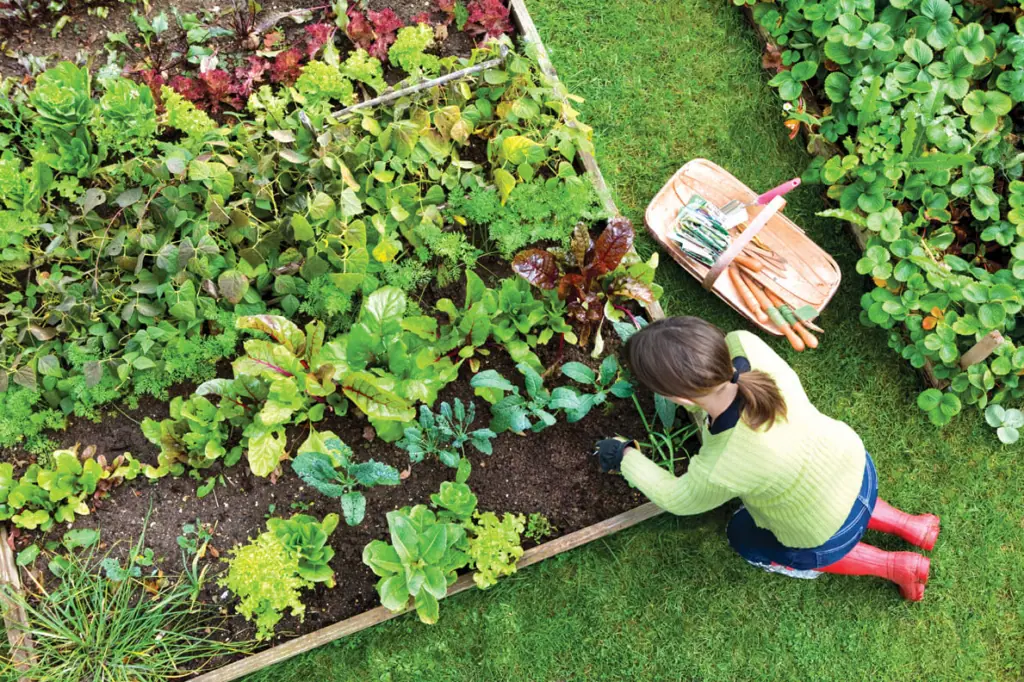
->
xmin=701 ymin=196 xmax=785 ymax=290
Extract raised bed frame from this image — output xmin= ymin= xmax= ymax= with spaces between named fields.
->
xmin=0 ymin=2 xmax=669 ymax=680
xmin=739 ymin=7 xmax=1004 ymax=388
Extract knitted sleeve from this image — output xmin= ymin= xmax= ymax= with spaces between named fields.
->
xmin=619 ymin=447 xmax=735 ymax=515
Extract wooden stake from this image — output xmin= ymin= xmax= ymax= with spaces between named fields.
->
xmin=332 ymin=47 xmax=509 ymax=118
xmin=960 ymin=331 xmax=1004 ymax=369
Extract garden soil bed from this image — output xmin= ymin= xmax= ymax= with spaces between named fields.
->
xmin=13 ymin=345 xmax=666 ymax=660
xmin=0 ymin=1 xmax=684 ymax=677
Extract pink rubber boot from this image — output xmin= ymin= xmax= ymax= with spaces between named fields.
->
xmin=819 ymin=542 xmax=930 ymax=602
xmin=869 ymin=498 xmax=940 ymax=551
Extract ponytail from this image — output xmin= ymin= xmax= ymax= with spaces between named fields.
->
xmin=735 ymin=370 xmax=786 ymax=430
xmin=626 ymin=316 xmax=787 ymax=431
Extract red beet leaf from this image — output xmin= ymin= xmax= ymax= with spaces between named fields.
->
xmin=465 ymin=0 xmax=511 ymax=38
xmin=512 ymin=249 xmax=559 ymax=289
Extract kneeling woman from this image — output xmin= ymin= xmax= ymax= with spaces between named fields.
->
xmin=596 ymin=317 xmax=940 ymax=600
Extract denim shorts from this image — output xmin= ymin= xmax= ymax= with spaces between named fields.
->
xmin=726 ymin=452 xmax=878 ymax=570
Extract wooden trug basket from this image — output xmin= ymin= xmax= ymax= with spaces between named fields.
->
xmin=644 ymin=158 xmax=841 ymax=335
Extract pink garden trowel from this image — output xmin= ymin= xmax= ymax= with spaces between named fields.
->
xmin=720 ymin=177 xmax=801 ymax=229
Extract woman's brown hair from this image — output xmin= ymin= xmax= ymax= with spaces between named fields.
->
xmin=625 ymin=317 xmax=787 ymax=430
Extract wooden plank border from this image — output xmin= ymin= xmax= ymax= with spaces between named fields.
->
xmin=188 ymin=2 xmax=670 ymax=679
xmin=739 ymin=7 xmax=1002 ymax=385
xmin=0 ymin=526 xmax=34 ymax=681
xmin=189 ymin=502 xmax=665 ymax=682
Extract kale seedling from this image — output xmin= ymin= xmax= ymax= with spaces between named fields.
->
xmin=291 ymin=429 xmax=400 ymax=526
xmin=398 ymin=398 xmax=496 ymax=468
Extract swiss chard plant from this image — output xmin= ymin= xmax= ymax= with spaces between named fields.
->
xmin=322 ymin=286 xmax=460 ymax=442
xmin=397 ymin=398 xmax=496 ymax=468
xmin=512 ymin=219 xmax=661 ymax=353
xmin=291 ymin=429 xmax=400 ymax=525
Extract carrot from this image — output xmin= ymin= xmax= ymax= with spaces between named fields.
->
xmin=741 ymin=272 xmax=804 ymax=352
xmin=729 ymin=265 xmax=769 ymax=324
xmin=733 ymin=254 xmax=763 ymax=272
xmin=765 ymin=289 xmax=817 ymax=349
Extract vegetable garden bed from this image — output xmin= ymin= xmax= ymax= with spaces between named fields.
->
xmin=0 ymin=1 xmax=686 ymax=679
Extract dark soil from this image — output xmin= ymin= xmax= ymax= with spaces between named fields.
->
xmin=6 ymin=246 xmax=691 ymax=662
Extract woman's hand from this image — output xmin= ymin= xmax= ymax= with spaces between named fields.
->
xmin=594 ymin=436 xmax=638 ymax=473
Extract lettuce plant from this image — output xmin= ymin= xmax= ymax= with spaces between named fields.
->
xmin=467 ymin=511 xmax=525 ymax=589
xmin=363 ymin=505 xmax=469 ymax=624
xmin=141 ymin=394 xmax=242 ymax=478
xmin=91 ymin=78 xmax=158 ymax=156
xmin=266 ymin=513 xmax=340 ymax=586
xmin=0 ymin=445 xmax=141 ymax=531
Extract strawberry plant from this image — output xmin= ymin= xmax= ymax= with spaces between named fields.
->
xmin=750 ymin=0 xmax=1024 ymax=428
xmin=985 ymin=404 xmax=1023 ymax=444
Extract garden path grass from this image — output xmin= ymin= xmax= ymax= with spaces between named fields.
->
xmin=245 ymin=1 xmax=1023 ymax=679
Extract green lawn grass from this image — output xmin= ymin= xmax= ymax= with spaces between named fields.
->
xmin=246 ymin=1 xmax=1023 ymax=679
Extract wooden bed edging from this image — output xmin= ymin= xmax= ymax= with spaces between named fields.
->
xmin=188 ymin=502 xmax=665 ymax=682
xmin=0 ymin=526 xmax=33 ymax=682
xmin=739 ymin=7 xmax=1002 ymax=385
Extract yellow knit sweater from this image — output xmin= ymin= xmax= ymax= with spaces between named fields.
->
xmin=621 ymin=330 xmax=866 ymax=548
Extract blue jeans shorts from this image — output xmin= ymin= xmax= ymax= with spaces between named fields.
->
xmin=726 ymin=452 xmax=878 ymax=571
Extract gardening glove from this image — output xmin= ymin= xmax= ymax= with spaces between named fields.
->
xmin=594 ymin=436 xmax=638 ymax=473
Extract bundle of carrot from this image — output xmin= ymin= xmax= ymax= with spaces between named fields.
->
xmin=728 ymin=264 xmax=819 ymax=352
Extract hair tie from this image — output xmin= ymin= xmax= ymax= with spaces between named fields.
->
xmin=730 ymin=369 xmax=740 ymax=384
